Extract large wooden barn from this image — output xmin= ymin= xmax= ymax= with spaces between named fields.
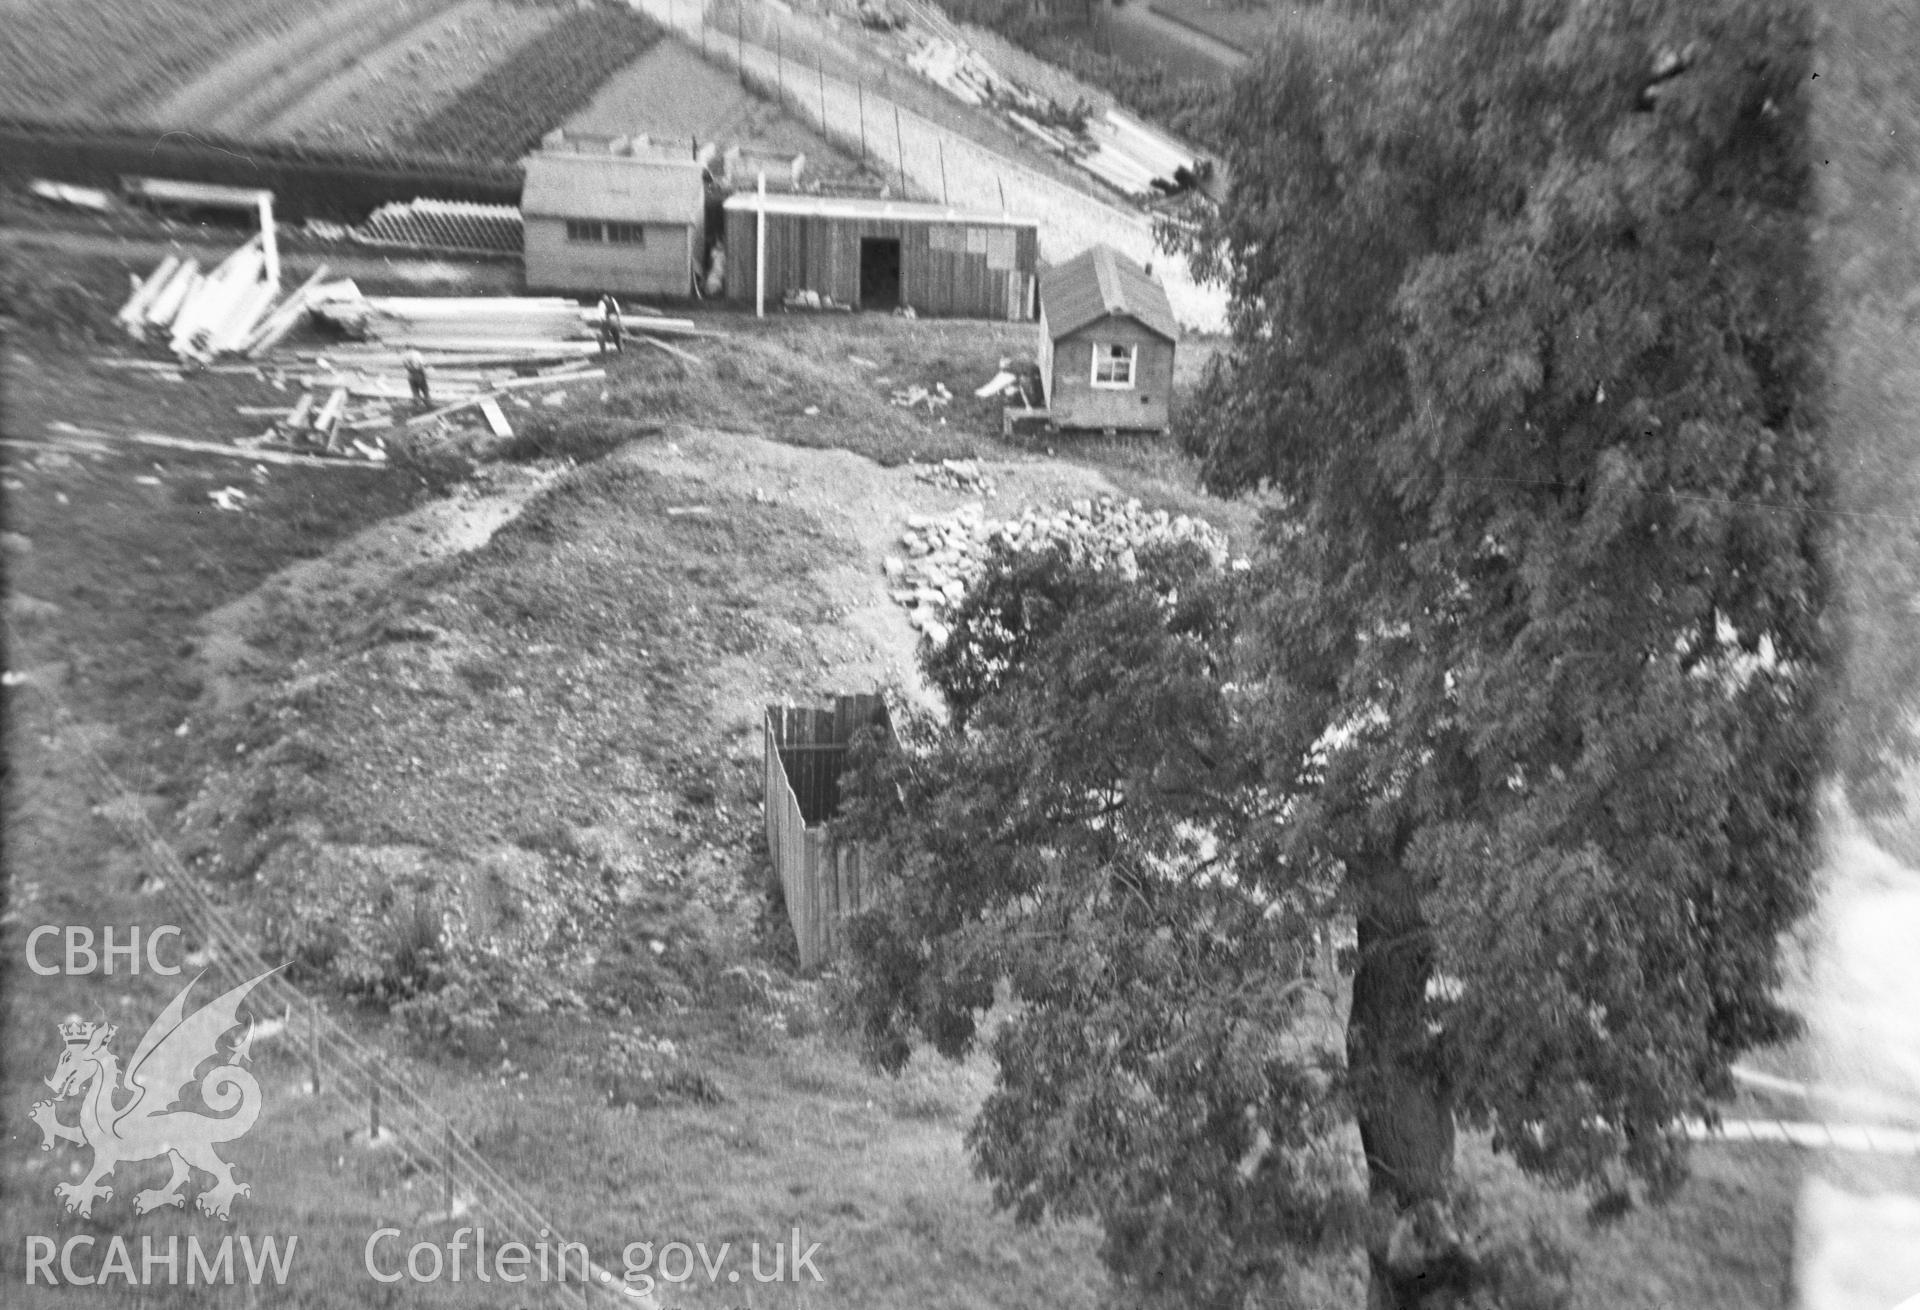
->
xmin=520 ymin=130 xmax=706 ymax=298
xmin=721 ymin=192 xmax=1039 ymax=319
xmin=1038 ymin=244 xmax=1179 ymax=432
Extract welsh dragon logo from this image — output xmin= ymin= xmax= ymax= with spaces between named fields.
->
xmin=29 ymin=966 xmax=281 ymax=1220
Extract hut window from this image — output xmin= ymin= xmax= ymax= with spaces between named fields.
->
xmin=1092 ymin=343 xmax=1137 ymax=389
xmin=564 ymin=221 xmax=647 ymax=245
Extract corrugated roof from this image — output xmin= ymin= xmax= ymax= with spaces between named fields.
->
xmin=1040 ymin=244 xmax=1177 ymax=342
xmin=720 ymin=191 xmax=1034 ymax=228
xmin=520 ymin=152 xmax=703 ymax=224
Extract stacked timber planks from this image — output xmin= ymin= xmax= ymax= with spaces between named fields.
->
xmin=890 ymin=15 xmax=1213 ymax=203
xmin=117 ymin=234 xmax=287 ymax=364
xmin=307 ymin=292 xmax=700 ymax=351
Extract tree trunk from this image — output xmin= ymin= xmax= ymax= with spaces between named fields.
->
xmin=1346 ymin=856 xmax=1464 ymax=1310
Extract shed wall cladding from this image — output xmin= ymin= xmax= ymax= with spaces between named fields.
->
xmin=763 ymin=695 xmax=893 ymax=971
xmin=1038 ymin=303 xmax=1056 ymax=406
xmin=725 ymin=210 xmax=1038 ymax=319
xmin=1052 ymin=315 xmax=1176 ymax=430
xmin=523 ymin=216 xmax=695 ymax=297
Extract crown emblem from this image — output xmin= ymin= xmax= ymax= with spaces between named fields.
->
xmin=58 ymin=1019 xmax=97 ymax=1048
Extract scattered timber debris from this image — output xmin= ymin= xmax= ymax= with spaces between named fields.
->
xmin=974 ymin=369 xmax=1018 ymax=398
xmin=105 ymin=268 xmax=710 ymax=457
xmin=783 ymin=288 xmax=851 ymax=312
xmin=896 ymin=21 xmax=1214 ymax=204
xmin=29 ymin=179 xmax=113 ymax=212
xmin=890 ymin=382 xmax=951 ymax=411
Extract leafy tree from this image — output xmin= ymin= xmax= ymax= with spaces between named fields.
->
xmin=844 ymin=0 xmax=1894 ymax=1306
xmin=1178 ymin=0 xmax=1846 ymax=1297
xmin=842 ymin=541 xmax=1365 ymax=1307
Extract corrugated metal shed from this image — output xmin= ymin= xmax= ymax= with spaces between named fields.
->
xmin=1040 ymin=244 xmax=1178 ymax=343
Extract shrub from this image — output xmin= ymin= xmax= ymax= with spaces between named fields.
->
xmin=253 ymin=838 xmax=617 ymax=1046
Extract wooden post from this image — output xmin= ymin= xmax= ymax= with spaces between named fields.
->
xmin=444 ymin=1124 xmax=455 ymax=1214
xmin=776 ymin=27 xmax=784 ymax=108
xmin=308 ymin=1001 xmax=320 ymax=1095
xmin=257 ymin=193 xmax=279 ymax=289
xmin=756 ymin=171 xmax=767 ymax=319
xmin=369 ymin=1070 xmax=381 ymax=1142
xmin=997 ymin=175 xmax=1007 ymax=215
xmin=894 ymin=104 xmax=907 ymax=198
xmin=858 ymin=81 xmax=868 ymax=166
xmin=939 ymin=139 xmax=949 ymax=206
xmin=817 ymin=56 xmax=827 ymax=133
xmin=737 ymin=5 xmax=745 ymax=84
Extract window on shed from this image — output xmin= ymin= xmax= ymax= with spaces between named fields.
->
xmin=1092 ymin=343 xmax=1137 ymax=388
xmin=565 ymin=220 xmax=605 ymax=243
xmin=605 ymin=222 xmax=646 ymax=246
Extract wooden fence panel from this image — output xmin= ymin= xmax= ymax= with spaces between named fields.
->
xmin=764 ymin=696 xmax=891 ymax=970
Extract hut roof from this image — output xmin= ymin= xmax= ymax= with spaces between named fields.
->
xmin=1040 ymin=244 xmax=1177 ymax=342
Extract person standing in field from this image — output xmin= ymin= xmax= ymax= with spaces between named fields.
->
xmin=404 ymin=349 xmax=431 ymax=409
xmin=598 ymin=295 xmax=624 ymax=354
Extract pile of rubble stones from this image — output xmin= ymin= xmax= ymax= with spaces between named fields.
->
xmin=885 ymin=496 xmax=1233 ymax=646
xmin=911 ymin=458 xmax=997 ymax=497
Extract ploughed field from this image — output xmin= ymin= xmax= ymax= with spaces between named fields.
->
xmin=0 ymin=0 xmax=341 ymax=120
xmin=0 ymin=0 xmax=660 ymax=165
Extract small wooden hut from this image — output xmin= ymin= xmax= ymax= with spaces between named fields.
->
xmin=1037 ymin=243 xmax=1179 ymax=432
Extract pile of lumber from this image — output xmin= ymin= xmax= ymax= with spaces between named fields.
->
xmin=906 ymin=38 xmax=1003 ymax=108
xmin=1080 ymin=110 xmax=1213 ymax=200
xmin=893 ymin=19 xmax=1211 ymax=204
xmin=115 ymin=237 xmax=290 ymax=364
xmin=253 ymin=354 xmax=610 ymax=450
xmin=307 ymin=292 xmax=699 ymax=355
xmin=244 ymin=385 xmax=394 ymax=462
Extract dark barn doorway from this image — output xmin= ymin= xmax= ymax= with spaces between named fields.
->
xmin=859 ymin=237 xmax=901 ymax=310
